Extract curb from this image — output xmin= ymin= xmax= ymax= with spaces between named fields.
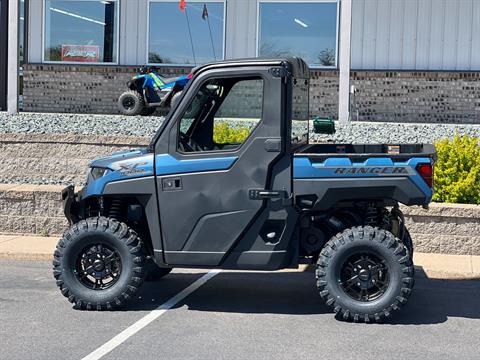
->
xmin=1 ymin=235 xmax=479 ymax=280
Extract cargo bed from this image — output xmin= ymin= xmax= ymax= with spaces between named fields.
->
xmin=295 ymin=143 xmax=437 ymax=161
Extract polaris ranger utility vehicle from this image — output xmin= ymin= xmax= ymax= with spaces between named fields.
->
xmin=54 ymin=58 xmax=436 ymax=322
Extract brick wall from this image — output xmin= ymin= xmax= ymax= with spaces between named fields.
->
xmin=351 ymin=71 xmax=480 ymax=123
xmin=23 ymin=64 xmax=480 ymax=123
xmin=23 ymin=64 xmax=191 ymax=114
xmin=310 ymin=70 xmax=339 ymax=120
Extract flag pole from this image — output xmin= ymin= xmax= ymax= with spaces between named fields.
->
xmin=206 ymin=16 xmax=216 ymax=61
xmin=184 ymin=7 xmax=197 ymax=65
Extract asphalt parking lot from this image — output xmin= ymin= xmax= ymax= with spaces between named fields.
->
xmin=1 ymin=260 xmax=480 ymax=360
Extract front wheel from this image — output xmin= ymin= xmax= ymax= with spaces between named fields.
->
xmin=52 ymin=217 xmax=146 ymax=310
xmin=118 ymin=90 xmax=145 ymax=116
xmin=316 ymin=226 xmax=414 ymax=323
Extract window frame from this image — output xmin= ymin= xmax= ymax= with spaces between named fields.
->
xmin=174 ymin=75 xmax=266 ymax=156
xmin=42 ymin=0 xmax=120 ymax=65
xmin=147 ymin=0 xmax=227 ymax=67
xmin=256 ymin=0 xmax=340 ymax=69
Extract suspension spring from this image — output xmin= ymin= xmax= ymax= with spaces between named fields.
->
xmin=364 ymin=206 xmax=379 ymax=226
xmin=109 ymin=198 xmax=124 ymax=220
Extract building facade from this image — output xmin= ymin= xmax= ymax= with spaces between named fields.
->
xmin=18 ymin=0 xmax=480 ymax=122
xmin=0 ymin=0 xmax=8 ymax=111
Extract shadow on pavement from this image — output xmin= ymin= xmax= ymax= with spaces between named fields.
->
xmin=126 ymin=267 xmax=480 ymax=325
xmin=390 ymin=267 xmax=480 ymax=325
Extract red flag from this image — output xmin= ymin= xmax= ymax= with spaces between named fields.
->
xmin=202 ymin=3 xmax=208 ymax=20
xmin=179 ymin=0 xmax=186 ymax=12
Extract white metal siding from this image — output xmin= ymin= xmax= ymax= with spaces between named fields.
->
xmin=225 ymin=0 xmax=257 ymax=59
xmin=351 ymin=0 xmax=480 ymax=70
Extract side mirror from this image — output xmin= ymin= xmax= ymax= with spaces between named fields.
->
xmin=313 ymin=117 xmax=335 ymax=135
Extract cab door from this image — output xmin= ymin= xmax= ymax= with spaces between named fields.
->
xmin=155 ymin=65 xmax=298 ymax=269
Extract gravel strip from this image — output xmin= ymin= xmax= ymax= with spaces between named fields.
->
xmin=0 ymin=112 xmax=162 ymax=137
xmin=312 ymin=121 xmax=480 ymax=143
xmin=1 ymin=112 xmax=480 ymax=143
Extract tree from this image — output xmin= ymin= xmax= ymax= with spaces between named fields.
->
xmin=259 ymin=42 xmax=293 ymax=58
xmin=318 ymin=48 xmax=335 ymax=66
xmin=148 ymin=52 xmax=172 ymax=64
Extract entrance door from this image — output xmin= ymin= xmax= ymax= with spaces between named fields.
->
xmin=0 ymin=0 xmax=8 ymax=111
xmin=155 ymin=66 xmax=298 ymax=268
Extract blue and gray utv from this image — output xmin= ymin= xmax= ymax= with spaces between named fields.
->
xmin=55 ymin=58 xmax=436 ymax=323
xmin=118 ymin=66 xmax=191 ymax=116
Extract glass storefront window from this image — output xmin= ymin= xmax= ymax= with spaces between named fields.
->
xmin=44 ymin=0 xmax=118 ymax=63
xmin=258 ymin=1 xmax=338 ymax=68
xmin=148 ymin=1 xmax=225 ymax=65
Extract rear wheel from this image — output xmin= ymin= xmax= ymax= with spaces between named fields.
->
xmin=316 ymin=226 xmax=414 ymax=323
xmin=170 ymin=91 xmax=183 ymax=109
xmin=52 ymin=217 xmax=146 ymax=310
xmin=141 ymin=107 xmax=157 ymax=116
xmin=118 ymin=90 xmax=145 ymax=116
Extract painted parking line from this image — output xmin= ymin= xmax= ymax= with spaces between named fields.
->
xmin=81 ymin=269 xmax=222 ymax=360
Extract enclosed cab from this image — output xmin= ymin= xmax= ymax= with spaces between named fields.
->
xmin=55 ymin=58 xmax=435 ymax=322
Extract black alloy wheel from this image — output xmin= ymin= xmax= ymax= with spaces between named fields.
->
xmin=117 ymin=90 xmax=145 ymax=116
xmin=122 ymin=97 xmax=136 ymax=111
xmin=74 ymin=243 xmax=122 ymax=290
xmin=53 ymin=217 xmax=146 ymax=310
xmin=338 ymin=251 xmax=390 ymax=302
xmin=316 ymin=226 xmax=414 ymax=323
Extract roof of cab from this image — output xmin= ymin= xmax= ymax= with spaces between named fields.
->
xmin=191 ymin=57 xmax=310 ymax=79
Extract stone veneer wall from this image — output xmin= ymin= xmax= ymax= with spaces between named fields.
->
xmin=23 ymin=64 xmax=480 ymax=123
xmin=401 ymin=203 xmax=480 ymax=256
xmin=0 ymin=133 xmax=148 ymax=186
xmin=1 ymin=182 xmax=478 ymax=256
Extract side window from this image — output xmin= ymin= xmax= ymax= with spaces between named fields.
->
xmin=177 ymin=77 xmax=264 ymax=153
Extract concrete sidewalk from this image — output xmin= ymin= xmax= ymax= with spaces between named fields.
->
xmin=0 ymin=235 xmax=479 ymax=279
xmin=0 ymin=234 xmax=59 ymax=261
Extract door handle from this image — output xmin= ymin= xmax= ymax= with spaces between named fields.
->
xmin=249 ymin=189 xmax=288 ymax=200
xmin=249 ymin=189 xmax=293 ymax=206
xmin=264 ymin=138 xmax=282 ymax=152
xmin=162 ymin=177 xmax=182 ymax=191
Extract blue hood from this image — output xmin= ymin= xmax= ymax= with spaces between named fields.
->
xmin=83 ymin=149 xmax=155 ymax=198
xmin=90 ymin=148 xmax=151 ymax=170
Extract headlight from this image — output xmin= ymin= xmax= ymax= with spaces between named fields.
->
xmin=90 ymin=167 xmax=111 ymax=180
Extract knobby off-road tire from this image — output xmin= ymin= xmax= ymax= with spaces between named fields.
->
xmin=141 ymin=106 xmax=157 ymax=116
xmin=316 ymin=226 xmax=414 ymax=323
xmin=403 ymin=228 xmax=414 ymax=258
xmin=53 ymin=217 xmax=146 ymax=310
xmin=170 ymin=91 xmax=183 ymax=109
xmin=118 ymin=90 xmax=145 ymax=116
